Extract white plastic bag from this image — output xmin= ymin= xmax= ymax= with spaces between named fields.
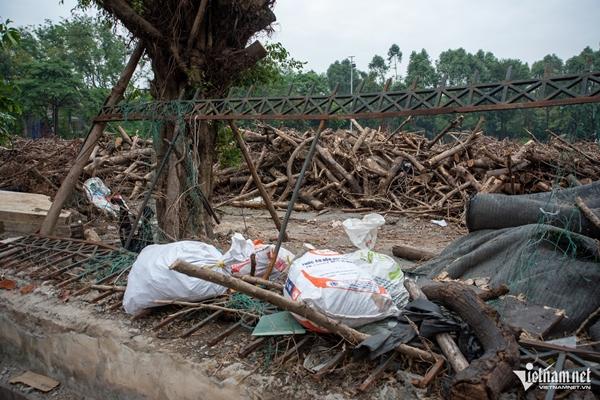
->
xmin=225 ymin=233 xmax=295 ymax=279
xmin=83 ymin=177 xmax=120 ymax=217
xmin=344 ymin=250 xmax=409 ymax=308
xmin=342 ymin=213 xmax=385 ymax=249
xmin=284 ymin=249 xmax=398 ymax=331
xmin=123 ymin=241 xmax=228 ymax=315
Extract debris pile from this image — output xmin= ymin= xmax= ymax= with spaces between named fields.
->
xmin=215 ymin=123 xmax=600 ymax=219
xmin=0 ymin=129 xmax=155 ymax=201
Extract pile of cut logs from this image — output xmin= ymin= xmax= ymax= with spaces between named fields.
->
xmin=0 ymin=127 xmax=155 ymax=201
xmin=84 ymin=127 xmax=155 ymax=200
xmin=214 ymin=120 xmax=600 ymax=219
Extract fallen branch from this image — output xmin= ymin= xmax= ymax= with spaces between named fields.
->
xmin=170 ymin=260 xmax=441 ymax=363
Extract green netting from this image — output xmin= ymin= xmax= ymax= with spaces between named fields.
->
xmin=114 ymin=100 xmax=209 ymax=240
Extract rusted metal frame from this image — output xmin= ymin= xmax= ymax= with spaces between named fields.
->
xmin=239 ymin=337 xmax=267 ymax=358
xmin=505 ymin=81 xmax=540 ymax=103
xmin=153 ymin=307 xmax=201 ymax=331
xmin=543 ymin=78 xmax=582 ymax=100
xmin=180 ymin=309 xmax=224 ymax=338
xmin=207 ymin=319 xmax=251 ymax=346
xmin=95 ymin=95 xmax=600 ymax=122
xmin=62 ymin=259 xmax=131 ymax=294
xmin=313 ymin=348 xmax=349 ymax=380
xmin=434 ymin=76 xmax=447 ymax=108
xmin=439 ymin=87 xmax=469 ymax=107
xmin=357 ymin=352 xmax=397 ymax=392
xmin=4 ymin=247 xmax=52 ymax=270
xmin=31 ymin=244 xmax=96 ymax=275
xmin=500 ymin=66 xmax=513 ymax=103
xmin=471 ymin=84 xmax=505 ymax=106
xmin=275 ymin=335 xmax=312 ymax=364
xmin=35 ymin=247 xmax=107 ymax=279
xmin=28 ymin=251 xmax=91 ymax=276
xmin=38 ymin=256 xmax=101 ymax=280
xmin=7 ymin=242 xmax=92 ymax=272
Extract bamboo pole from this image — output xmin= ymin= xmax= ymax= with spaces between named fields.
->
xmin=230 ymin=121 xmax=287 ymax=239
xmin=404 ymin=279 xmax=469 ymax=372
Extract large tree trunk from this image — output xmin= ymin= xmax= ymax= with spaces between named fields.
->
xmin=150 ymin=54 xmax=218 ymax=239
xmin=95 ymin=0 xmax=276 ymax=241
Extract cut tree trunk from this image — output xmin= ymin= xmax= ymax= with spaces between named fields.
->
xmin=421 ymin=281 xmax=519 ymax=400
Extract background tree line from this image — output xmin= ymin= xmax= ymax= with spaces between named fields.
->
xmin=1 ymin=16 xmax=599 ymax=142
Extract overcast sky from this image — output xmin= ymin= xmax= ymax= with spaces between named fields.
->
xmin=1 ymin=0 xmax=599 ymax=74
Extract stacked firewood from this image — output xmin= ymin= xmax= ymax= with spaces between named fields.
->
xmin=84 ymin=127 xmax=155 ymax=200
xmin=0 ymin=127 xmax=155 ymax=201
xmin=214 ymin=121 xmax=600 ymax=219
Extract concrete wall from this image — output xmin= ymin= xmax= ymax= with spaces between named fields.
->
xmin=0 ymin=290 xmax=242 ymax=400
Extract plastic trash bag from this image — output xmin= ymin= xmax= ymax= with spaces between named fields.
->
xmin=344 ymin=250 xmax=409 ymax=308
xmin=224 ymin=233 xmax=295 ymax=279
xmin=284 ymin=249 xmax=398 ymax=331
xmin=342 ymin=213 xmax=385 ymax=249
xmin=123 ymin=241 xmax=229 ymax=315
xmin=83 ymin=177 xmax=121 ymax=218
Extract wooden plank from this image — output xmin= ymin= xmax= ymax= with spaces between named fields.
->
xmin=493 ymin=295 xmax=564 ymax=337
xmin=0 ymin=190 xmax=71 ymax=235
xmin=9 ymin=371 xmax=59 ymax=392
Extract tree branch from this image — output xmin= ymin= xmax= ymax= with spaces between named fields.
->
xmin=100 ymin=0 xmax=163 ymax=42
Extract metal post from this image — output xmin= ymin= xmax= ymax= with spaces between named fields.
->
xmin=262 ymin=119 xmax=328 ymax=279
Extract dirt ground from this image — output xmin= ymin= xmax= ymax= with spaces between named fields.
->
xmin=212 ymin=206 xmax=464 ymax=257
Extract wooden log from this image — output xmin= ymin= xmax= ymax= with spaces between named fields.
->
xmin=351 ymin=119 xmax=369 ymax=153
xmin=298 ymin=191 xmax=325 ymax=210
xmin=117 ymin=125 xmax=133 ymax=146
xmin=392 ymin=244 xmax=437 ymax=261
xmin=485 ymin=160 xmax=530 ymax=177
xmin=421 ymin=281 xmax=519 ymax=400
xmin=153 ymin=300 xmax=259 ymax=319
xmin=215 ymin=175 xmax=290 ymax=208
xmin=575 ymin=196 xmax=600 ymax=229
xmin=426 ymin=115 xmax=464 ymax=149
xmin=40 ymin=43 xmax=145 ymax=236
xmin=317 ymin=145 xmax=363 ymax=194
xmin=232 ymin=274 xmax=284 ymax=291
xmin=84 ymin=148 xmax=153 ymax=174
xmin=426 ymin=131 xmax=481 ymax=167
xmin=547 ymin=130 xmax=596 ymax=163
xmin=230 ymin=200 xmax=310 ymax=212
xmin=454 ymin=165 xmax=482 ymax=191
xmin=230 ymin=121 xmax=287 ymax=240
xmin=240 ymin=144 xmax=267 ymax=194
xmin=170 ymin=260 xmax=441 ymax=363
xmin=404 ymin=279 xmax=469 ymax=373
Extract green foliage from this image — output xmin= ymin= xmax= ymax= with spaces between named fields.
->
xmin=234 ymin=42 xmax=305 ymax=93
xmin=387 ymin=44 xmax=402 ymax=81
xmin=405 ymin=49 xmax=438 ymax=88
xmin=2 ymin=15 xmax=130 ymax=137
xmin=0 ymin=18 xmax=21 ymax=144
xmin=216 ymin=125 xmax=242 ymax=168
xmin=0 ymin=19 xmax=20 ymax=50
xmin=368 ymin=54 xmax=389 ymax=85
